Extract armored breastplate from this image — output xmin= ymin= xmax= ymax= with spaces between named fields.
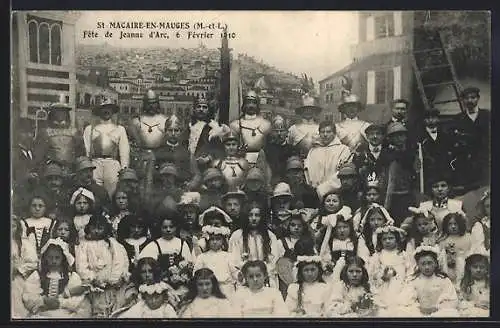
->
xmin=219 ymin=158 xmax=246 ymax=188
xmin=290 ymin=123 xmax=319 ymax=153
xmin=92 ymin=130 xmax=119 ymax=158
xmin=137 ymin=115 xmax=167 ymax=149
xmin=336 ymin=120 xmax=369 ymax=150
xmin=239 ymin=120 xmax=267 ymax=152
xmin=46 ymin=128 xmax=77 ymax=164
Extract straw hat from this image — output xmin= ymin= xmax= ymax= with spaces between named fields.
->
xmin=270 ymin=182 xmax=293 ymax=200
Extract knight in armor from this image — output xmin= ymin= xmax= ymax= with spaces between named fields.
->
xmin=211 ymin=130 xmax=250 ymax=190
xmin=229 ymin=90 xmax=272 ymax=184
xmin=83 ymin=99 xmax=130 ymax=197
xmin=335 ymin=94 xmax=371 ymax=151
xmin=127 ymin=90 xmax=168 ymax=195
xmin=288 ymin=94 xmax=322 ymax=158
xmin=34 ymin=94 xmax=85 ymax=176
xmin=264 ymin=115 xmax=299 ymax=185
xmin=189 ymin=96 xmax=227 ymax=169
xmin=155 ymin=114 xmax=202 ymax=191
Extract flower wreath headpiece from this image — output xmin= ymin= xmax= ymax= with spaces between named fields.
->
xmin=295 ymin=255 xmax=322 ymax=267
xmin=201 ymin=225 xmax=231 ymax=239
xmin=413 ymin=245 xmax=441 ymax=258
xmin=138 ymin=281 xmax=170 ymax=295
xmin=358 ymin=203 xmax=394 ymax=230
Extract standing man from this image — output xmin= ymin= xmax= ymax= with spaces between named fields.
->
xmin=288 ymin=94 xmax=321 ymax=158
xmin=34 ymin=94 xmax=86 ymax=176
xmin=335 ymin=94 xmax=371 ymax=151
xmin=451 ymin=87 xmax=490 ymax=194
xmin=83 ymin=99 xmax=130 ymax=197
xmin=385 ymin=99 xmax=410 ymax=128
xmin=128 ymin=89 xmax=168 ymax=196
xmin=229 ymin=90 xmax=272 ymax=183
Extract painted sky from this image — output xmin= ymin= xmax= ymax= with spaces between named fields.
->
xmin=74 ymin=11 xmax=359 ymax=82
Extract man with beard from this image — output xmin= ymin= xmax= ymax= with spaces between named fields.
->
xmin=450 ymin=87 xmax=490 ymax=194
xmin=83 ymin=98 xmax=130 ymax=198
xmin=264 ymin=115 xmax=299 ymax=184
xmin=189 ymin=96 xmax=227 ymax=169
xmin=34 ymin=94 xmax=86 ymax=176
xmin=229 ymin=90 xmax=272 ymax=183
xmin=221 ymin=189 xmax=247 ymax=231
xmin=128 ymin=90 xmax=168 ymax=194
xmin=70 ymin=156 xmax=111 ymax=214
xmin=288 ymin=94 xmax=321 ymax=158
xmin=335 ymin=94 xmax=371 ymax=151
xmin=284 ymin=156 xmax=320 ymax=209
xmin=155 ymin=114 xmax=202 ymax=191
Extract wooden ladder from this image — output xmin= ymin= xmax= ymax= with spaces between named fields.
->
xmin=410 ymin=26 xmax=464 ymax=113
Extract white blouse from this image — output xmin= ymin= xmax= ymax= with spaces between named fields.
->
xmin=118 ymin=300 xmax=177 ymax=318
xmin=285 ymin=282 xmax=329 ymax=317
xmin=180 ymin=296 xmax=235 ymax=318
xmin=232 ymin=286 xmax=290 ymax=318
xmin=193 ymin=250 xmax=237 ymax=284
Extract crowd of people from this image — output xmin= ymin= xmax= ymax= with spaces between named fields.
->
xmin=11 ymin=85 xmax=490 ymax=318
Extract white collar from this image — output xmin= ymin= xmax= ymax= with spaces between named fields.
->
xmin=166 ymin=140 xmax=179 ymax=147
xmin=369 ymin=144 xmax=382 ymax=152
xmin=244 ymin=114 xmax=258 ymax=120
xmin=325 ymin=137 xmax=343 ymax=147
xmin=346 ymin=116 xmax=359 ymax=121
xmin=425 ymin=127 xmax=438 ymax=140
xmin=466 ymin=107 xmax=479 ymax=121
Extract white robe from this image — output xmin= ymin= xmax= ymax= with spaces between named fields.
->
xmin=408 ymin=274 xmax=460 ymax=317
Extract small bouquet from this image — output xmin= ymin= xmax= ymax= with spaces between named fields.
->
xmin=351 ymin=292 xmax=375 ymax=317
xmin=164 ymin=260 xmax=194 ymax=289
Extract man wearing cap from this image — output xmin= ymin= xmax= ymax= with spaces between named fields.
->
xmin=383 ymin=122 xmax=418 ymax=226
xmin=199 ymin=168 xmax=226 ymax=212
xmin=264 ymin=115 xmax=299 ymax=184
xmin=287 ymin=94 xmax=321 ymax=158
xmin=189 ymin=96 xmax=227 ymax=165
xmin=37 ymin=163 xmax=72 ymax=219
xmin=451 ymin=87 xmax=490 ymax=193
xmin=154 ymin=114 xmax=202 ymax=191
xmin=83 ymin=98 xmax=130 ymax=198
xmin=269 ymin=182 xmax=295 ymax=238
xmin=70 ymin=156 xmax=111 ymax=214
xmin=337 ymin=163 xmax=363 ymax=211
xmin=211 ymin=130 xmax=250 ymax=190
xmin=335 ymin=94 xmax=371 ymax=151
xmin=221 ymin=189 xmax=247 ymax=231
xmin=418 ymin=109 xmax=455 ymax=194
xmin=304 ymin=120 xmax=351 ymax=200
xmin=33 ymin=94 xmax=86 ymax=175
xmin=242 ymin=167 xmax=269 ymax=205
xmin=230 ymin=90 xmax=272 ymax=167
xmin=284 ymin=156 xmax=320 ymax=209
xmin=352 ymin=123 xmax=390 ymax=183
xmin=116 ymin=167 xmax=142 ymax=204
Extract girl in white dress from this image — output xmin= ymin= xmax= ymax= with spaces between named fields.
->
xmin=232 ymin=260 xmax=289 ymax=317
xmin=194 ymin=225 xmax=237 ymax=298
xmin=324 ymin=256 xmax=376 ymax=318
xmin=407 ymin=245 xmax=459 ymax=317
xmin=117 ymin=281 xmax=177 ymax=318
xmin=229 ymin=201 xmax=280 ymax=289
xmin=285 ymin=255 xmax=329 ymax=317
xmin=368 ymin=226 xmax=419 ymax=317
xmin=70 ymin=187 xmax=95 ymax=243
xmin=357 ymin=204 xmax=395 ymax=258
xmin=179 ymin=268 xmax=234 ymax=318
xmin=458 ymin=253 xmax=489 ymax=317
xmin=75 ymin=214 xmax=130 ymax=317
xmin=23 ymin=238 xmax=90 ymax=318
xmin=470 ymin=189 xmax=490 ymax=255
xmin=11 ymin=218 xmax=38 ymax=318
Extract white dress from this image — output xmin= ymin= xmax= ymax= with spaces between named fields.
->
xmin=180 ymin=296 xmax=235 ymax=318
xmin=193 ymin=250 xmax=238 ymax=298
xmin=285 ymin=282 xmax=329 ymax=317
xmin=324 ymin=282 xmax=375 ymax=318
xmin=458 ymin=280 xmax=489 ymax=317
xmin=232 ymin=286 xmax=290 ymax=318
xmin=73 ymin=215 xmax=91 ymax=241
xmin=470 ymin=217 xmax=490 ymax=255
xmin=118 ymin=299 xmax=177 ymax=318
xmin=408 ymin=274 xmax=460 ymax=317
xmin=22 ymin=271 xmax=90 ymax=318
xmin=11 ymin=237 xmax=38 ymax=319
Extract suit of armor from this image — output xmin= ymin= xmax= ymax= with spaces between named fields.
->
xmin=287 ymin=120 xmax=319 ymax=156
xmin=335 ymin=119 xmax=371 ymax=150
xmin=213 ymin=156 xmax=249 ymax=190
xmin=230 ymin=115 xmax=271 ymax=165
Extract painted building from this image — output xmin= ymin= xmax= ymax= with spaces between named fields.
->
xmin=12 ymin=11 xmax=80 ymax=125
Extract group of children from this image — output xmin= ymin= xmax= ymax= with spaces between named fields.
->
xmin=11 ymin=172 xmax=490 ymax=318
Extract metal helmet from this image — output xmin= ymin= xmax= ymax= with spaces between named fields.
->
xmin=143 ymin=89 xmax=159 ymax=105
xmin=272 ymin=115 xmax=287 ymax=130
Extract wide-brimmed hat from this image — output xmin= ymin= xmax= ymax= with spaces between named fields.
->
xmin=270 ymin=182 xmax=293 ymax=200
xmin=221 ymin=189 xmax=247 ymax=202
xmin=386 ymin=121 xmax=407 ymax=136
xmin=118 ymin=168 xmax=139 ymax=181
xmin=158 ymin=163 xmax=179 ymax=177
xmin=459 ymin=86 xmax=480 ymax=98
xmin=92 ymin=98 xmax=119 ymax=115
xmin=295 ymin=94 xmax=322 ymax=115
xmin=74 ymin=156 xmax=96 ymax=172
xmin=203 ymin=168 xmax=224 ymax=182
xmin=178 ymin=192 xmax=201 ymax=208
xmin=48 ymin=94 xmax=72 ymax=112
xmin=338 ymin=94 xmax=363 ymax=113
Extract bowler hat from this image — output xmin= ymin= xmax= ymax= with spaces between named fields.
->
xmin=203 ymin=168 xmax=224 ymax=182
xmin=118 ymin=168 xmax=139 ymax=181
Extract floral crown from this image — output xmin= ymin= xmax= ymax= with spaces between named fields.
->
xmin=374 ymin=225 xmax=406 ymax=238
xmin=358 ymin=203 xmax=394 ymax=231
xmin=295 ymin=255 xmax=322 ymax=267
xmin=413 ymin=245 xmax=441 ymax=258
xmin=138 ymin=281 xmax=170 ymax=295
xmin=201 ymin=225 xmax=231 ymax=238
